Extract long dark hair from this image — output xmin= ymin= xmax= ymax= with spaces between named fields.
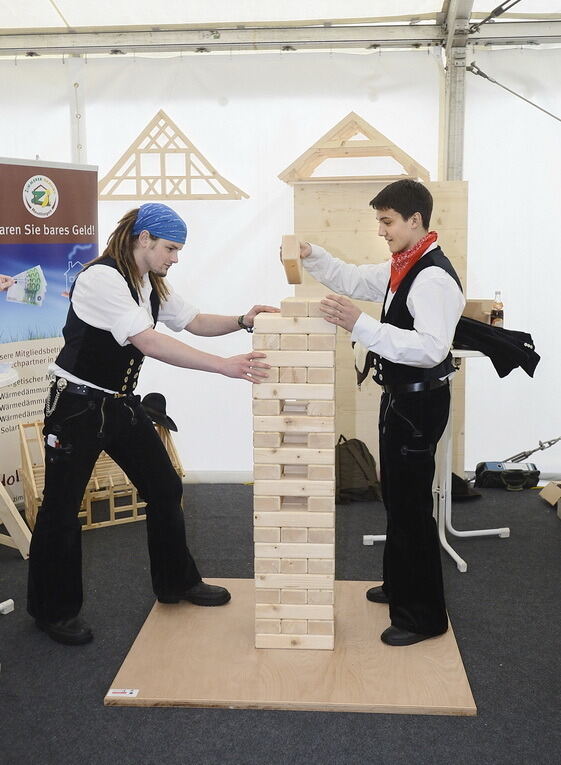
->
xmin=86 ymin=208 xmax=170 ymax=301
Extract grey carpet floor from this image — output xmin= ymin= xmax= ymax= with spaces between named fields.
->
xmin=1 ymin=484 xmax=560 ymax=765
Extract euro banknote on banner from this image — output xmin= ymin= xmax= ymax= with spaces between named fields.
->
xmin=5 ymin=265 xmax=47 ymax=307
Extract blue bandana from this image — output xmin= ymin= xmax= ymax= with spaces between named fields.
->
xmin=132 ymin=203 xmax=187 ymax=244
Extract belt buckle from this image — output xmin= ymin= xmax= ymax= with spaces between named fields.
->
xmin=56 ymin=377 xmax=68 ymax=392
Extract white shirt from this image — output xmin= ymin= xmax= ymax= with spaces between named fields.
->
xmin=304 ymin=244 xmax=465 ymax=369
xmin=51 ymin=264 xmax=200 ymax=391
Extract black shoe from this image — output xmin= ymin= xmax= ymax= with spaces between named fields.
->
xmin=35 ymin=616 xmax=93 ymax=645
xmin=158 ymin=581 xmax=231 ymax=606
xmin=380 ymin=625 xmax=446 ymax=647
xmin=365 ymin=586 xmax=389 ymax=604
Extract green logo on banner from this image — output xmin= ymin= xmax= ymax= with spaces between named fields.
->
xmin=22 ymin=175 xmax=59 ymax=218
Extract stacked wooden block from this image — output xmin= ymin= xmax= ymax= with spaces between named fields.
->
xmin=253 ymin=297 xmax=336 ymax=649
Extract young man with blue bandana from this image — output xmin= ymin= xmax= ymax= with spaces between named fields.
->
xmin=28 ymin=203 xmax=277 ymax=645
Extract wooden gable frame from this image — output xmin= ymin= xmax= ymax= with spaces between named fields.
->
xmin=278 ymin=111 xmax=429 ymax=184
xmin=98 ymin=109 xmax=249 ymax=201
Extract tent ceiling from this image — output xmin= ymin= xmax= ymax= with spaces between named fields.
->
xmin=0 ymin=1 xmax=560 ymax=56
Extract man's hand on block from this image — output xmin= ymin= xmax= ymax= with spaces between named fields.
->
xmin=281 ymin=234 xmax=303 ymax=284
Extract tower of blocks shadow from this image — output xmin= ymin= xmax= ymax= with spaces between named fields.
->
xmin=253 ymin=296 xmax=336 ymax=649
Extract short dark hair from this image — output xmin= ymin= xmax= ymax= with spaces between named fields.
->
xmin=369 ymin=179 xmax=433 ymax=229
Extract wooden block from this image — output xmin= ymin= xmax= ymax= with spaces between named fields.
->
xmin=308 ymin=528 xmax=335 ymax=543
xmin=307 ymin=464 xmax=335 ymax=481
xmin=280 ymin=527 xmax=308 ymax=543
xmin=254 ymin=496 xmax=281 ymax=512
xmin=280 ymin=559 xmax=308 ymax=574
xmin=254 ymin=384 xmax=334 ymax=401
xmin=279 ymin=367 xmax=307 ymax=383
xmin=281 ymin=235 xmax=303 ymax=285
xmin=255 ymin=619 xmax=281 ymax=634
xmin=254 ymin=527 xmax=281 ymax=543
xmin=253 ymin=464 xmax=282 ymax=480
xmin=307 ymin=299 xmax=324 ymax=318
xmin=255 ymin=543 xmax=335 ymax=559
xmin=255 ymin=511 xmax=334 ymax=528
xmin=462 ymin=299 xmax=493 ymax=323
xmin=283 ymin=465 xmax=307 ymax=477
xmin=308 ymin=496 xmax=335 ymax=512
xmin=265 ymin=367 xmax=279 ymax=383
xmin=252 ymin=399 xmax=282 ymax=416
xmin=256 ymin=603 xmax=333 ymax=620
xmin=253 ymin=333 xmax=280 ymax=350
xmin=262 ymin=351 xmax=334 ymax=368
xmin=280 ymin=297 xmax=308 ymax=316
xmin=253 ymin=447 xmax=334 ymax=466
xmin=307 ymin=620 xmax=334 ymax=635
xmin=253 ymin=416 xmax=334 ymax=434
xmin=280 ymin=334 xmax=308 ymax=350
xmin=256 ymin=574 xmax=333 ymax=589
xmin=308 ymin=589 xmax=334 ymax=605
xmin=283 ymin=433 xmax=308 ymax=445
xmin=282 ymin=401 xmax=307 ymax=413
xmin=307 ymin=367 xmax=334 ymax=384
xmin=280 ymin=589 xmax=308 ymax=604
xmin=255 ymin=588 xmax=280 ymax=604
xmin=255 ymin=633 xmax=334 ymax=650
xmin=308 ymin=334 xmax=336 ymax=350
xmin=281 ymin=620 xmax=307 ymax=635
xmin=306 ymin=401 xmax=335 ymax=417
xmin=254 ymin=480 xmax=334 ymax=498
xmin=253 ymin=433 xmax=282 ymax=448
xmin=255 ymin=558 xmax=281 ymax=573
xmin=253 ymin=316 xmax=336 ymax=334
xmin=281 ymin=496 xmax=308 ymax=508
xmin=307 ymin=433 xmax=335 ymax=449
xmin=308 ymin=559 xmax=335 ymax=574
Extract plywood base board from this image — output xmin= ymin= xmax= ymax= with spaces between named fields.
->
xmin=105 ymin=579 xmax=476 ymax=716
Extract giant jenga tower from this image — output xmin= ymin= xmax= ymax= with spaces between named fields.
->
xmin=253 ymin=296 xmax=336 ymax=649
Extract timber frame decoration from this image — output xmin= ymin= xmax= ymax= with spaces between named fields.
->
xmin=98 ymin=109 xmax=249 ymax=201
xmin=278 ymin=111 xmax=430 ymax=184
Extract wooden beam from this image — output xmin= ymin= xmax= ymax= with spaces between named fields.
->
xmin=281 ymin=235 xmax=303 ymax=285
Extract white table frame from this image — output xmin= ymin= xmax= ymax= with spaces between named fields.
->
xmin=363 ymin=351 xmax=510 ymax=572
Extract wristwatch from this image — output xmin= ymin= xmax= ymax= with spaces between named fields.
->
xmin=237 ymin=314 xmax=253 ymax=333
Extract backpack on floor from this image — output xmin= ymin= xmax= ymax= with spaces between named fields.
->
xmin=335 ymin=435 xmax=381 ymax=503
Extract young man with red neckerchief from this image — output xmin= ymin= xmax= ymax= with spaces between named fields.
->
xmin=299 ymin=179 xmax=465 ymax=646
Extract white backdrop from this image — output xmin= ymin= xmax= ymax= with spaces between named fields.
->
xmin=0 ymin=47 xmax=559 ymax=477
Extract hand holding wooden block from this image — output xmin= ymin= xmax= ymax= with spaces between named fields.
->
xmin=281 ymin=235 xmax=303 ymax=285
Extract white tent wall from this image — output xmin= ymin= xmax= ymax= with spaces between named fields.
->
xmin=0 ymin=47 xmax=559 ymax=477
xmin=87 ymin=50 xmax=439 ymax=481
xmin=464 ymin=47 xmax=561 ymax=477
xmin=0 ymin=60 xmax=71 ymax=161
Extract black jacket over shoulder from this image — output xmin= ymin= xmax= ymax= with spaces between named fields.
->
xmin=453 ymin=316 xmax=540 ymax=378
xmin=56 ymin=257 xmax=160 ymax=394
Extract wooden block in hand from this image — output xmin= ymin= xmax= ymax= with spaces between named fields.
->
xmin=281 ymin=235 xmax=303 ymax=285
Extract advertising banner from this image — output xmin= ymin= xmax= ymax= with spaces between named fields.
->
xmin=0 ymin=158 xmax=98 ymax=505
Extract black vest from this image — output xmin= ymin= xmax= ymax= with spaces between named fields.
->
xmin=56 ymin=257 xmax=160 ymax=394
xmin=372 ymin=247 xmax=463 ymax=387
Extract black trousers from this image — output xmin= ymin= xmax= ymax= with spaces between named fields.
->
xmin=378 ymin=384 xmax=450 ymax=636
xmin=27 ymin=388 xmax=201 ymax=622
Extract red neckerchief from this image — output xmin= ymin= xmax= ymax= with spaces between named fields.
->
xmin=390 ymin=231 xmax=438 ymax=293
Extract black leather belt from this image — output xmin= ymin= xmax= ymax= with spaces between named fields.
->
xmin=54 ymin=377 xmax=123 ymax=399
xmin=382 ymin=378 xmax=449 ymax=395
